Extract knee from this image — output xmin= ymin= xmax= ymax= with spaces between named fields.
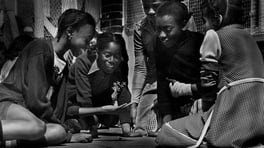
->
xmin=27 ymin=119 xmax=46 ymax=140
xmin=47 ymin=124 xmax=67 ymax=145
xmin=53 ymin=124 xmax=67 ymax=142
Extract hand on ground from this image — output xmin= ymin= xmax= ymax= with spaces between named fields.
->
xmin=71 ymin=133 xmax=93 ymax=143
xmin=189 ymin=99 xmax=203 ymax=115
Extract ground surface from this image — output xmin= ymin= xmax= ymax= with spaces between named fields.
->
xmin=46 ymin=127 xmax=157 ymax=148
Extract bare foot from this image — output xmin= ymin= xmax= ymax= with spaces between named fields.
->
xmin=71 ymin=133 xmax=93 ymax=143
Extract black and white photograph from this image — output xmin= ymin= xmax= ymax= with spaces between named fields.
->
xmin=0 ymin=0 xmax=263 ymax=147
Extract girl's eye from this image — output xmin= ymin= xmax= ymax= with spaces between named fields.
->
xmin=114 ymin=54 xmax=121 ymax=60
xmin=104 ymin=53 xmax=111 ymax=58
xmin=156 ymin=26 xmax=173 ymax=34
xmin=162 ymin=27 xmax=173 ymax=34
xmin=165 ymin=27 xmax=173 ymax=32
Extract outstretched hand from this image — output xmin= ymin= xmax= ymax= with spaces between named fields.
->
xmin=102 ymin=102 xmax=132 ymax=114
xmin=64 ymin=50 xmax=76 ymax=66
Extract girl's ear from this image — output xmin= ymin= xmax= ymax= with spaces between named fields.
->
xmin=181 ymin=13 xmax=191 ymax=28
xmin=66 ymin=26 xmax=73 ymax=37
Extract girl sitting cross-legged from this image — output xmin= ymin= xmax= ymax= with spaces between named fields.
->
xmin=0 ymin=8 xmax=96 ymax=147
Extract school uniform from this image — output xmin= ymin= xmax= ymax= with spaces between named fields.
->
xmin=156 ymin=30 xmax=204 ymax=119
xmin=0 ymin=39 xmax=65 ymax=123
xmin=132 ymin=16 xmax=159 ymax=134
xmin=66 ymin=51 xmax=131 ymax=126
xmin=157 ymin=25 xmax=264 ymax=147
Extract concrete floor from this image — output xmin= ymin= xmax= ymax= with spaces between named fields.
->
xmin=45 ymin=128 xmax=157 ymax=148
xmin=25 ymin=127 xmax=264 ymax=148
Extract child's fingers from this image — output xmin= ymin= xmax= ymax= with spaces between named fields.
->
xmin=198 ymin=99 xmax=202 ymax=110
xmin=69 ymin=50 xmax=74 ymax=57
xmin=122 ymin=102 xmax=133 ymax=108
xmin=166 ymin=77 xmax=176 ymax=83
xmin=169 ymin=82 xmax=173 ymax=88
xmin=118 ymin=103 xmax=128 ymax=109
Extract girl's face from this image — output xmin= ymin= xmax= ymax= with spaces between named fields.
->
xmin=143 ymin=0 xmax=163 ymax=16
xmin=156 ymin=14 xmax=182 ymax=48
xmin=97 ymin=42 xmax=122 ymax=74
xmin=70 ymin=24 xmax=95 ymax=56
xmin=201 ymin=6 xmax=222 ymax=31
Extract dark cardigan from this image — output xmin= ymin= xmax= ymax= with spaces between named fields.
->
xmin=0 ymin=39 xmax=62 ymax=123
xmin=65 ymin=51 xmax=131 ymax=123
xmin=156 ymin=30 xmax=204 ymax=118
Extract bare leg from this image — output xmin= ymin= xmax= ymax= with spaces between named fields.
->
xmin=2 ymin=103 xmax=46 ymax=141
xmin=11 ymin=123 xmax=67 ymax=147
xmin=2 ymin=103 xmax=68 ymax=146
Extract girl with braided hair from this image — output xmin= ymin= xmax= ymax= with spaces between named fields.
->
xmin=65 ymin=32 xmax=133 ymax=137
xmin=156 ymin=0 xmax=264 ymax=147
xmin=0 ymin=9 xmax=95 ymax=147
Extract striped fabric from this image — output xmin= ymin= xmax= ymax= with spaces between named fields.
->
xmin=134 ymin=26 xmax=144 ymax=54
xmin=131 ymin=20 xmax=146 ymax=103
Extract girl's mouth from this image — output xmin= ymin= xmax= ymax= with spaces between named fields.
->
xmin=106 ymin=62 xmax=114 ymax=69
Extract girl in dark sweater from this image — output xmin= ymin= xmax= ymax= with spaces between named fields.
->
xmin=66 ymin=32 xmax=133 ymax=137
xmin=0 ymin=9 xmax=96 ymax=147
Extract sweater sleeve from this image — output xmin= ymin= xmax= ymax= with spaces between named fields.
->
xmin=156 ymin=47 xmax=172 ymax=116
xmin=200 ymin=29 xmax=221 ymax=65
xmin=24 ymin=50 xmax=58 ymax=123
xmin=157 ymin=72 xmax=173 ymax=117
xmin=74 ymin=57 xmax=93 ymax=107
xmin=199 ymin=29 xmax=221 ymax=103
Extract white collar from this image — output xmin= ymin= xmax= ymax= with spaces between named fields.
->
xmin=54 ymin=51 xmax=66 ymax=74
xmin=88 ymin=59 xmax=100 ymax=75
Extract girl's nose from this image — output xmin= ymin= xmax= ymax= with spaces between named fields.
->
xmin=108 ymin=56 xmax=115 ymax=62
xmin=148 ymin=8 xmax=155 ymax=15
xmin=159 ymin=31 xmax=166 ymax=39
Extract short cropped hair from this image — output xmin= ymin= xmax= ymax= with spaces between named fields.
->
xmin=156 ymin=1 xmax=190 ymax=27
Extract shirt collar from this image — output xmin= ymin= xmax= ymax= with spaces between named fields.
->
xmin=88 ymin=59 xmax=100 ymax=75
xmin=54 ymin=51 xmax=66 ymax=74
